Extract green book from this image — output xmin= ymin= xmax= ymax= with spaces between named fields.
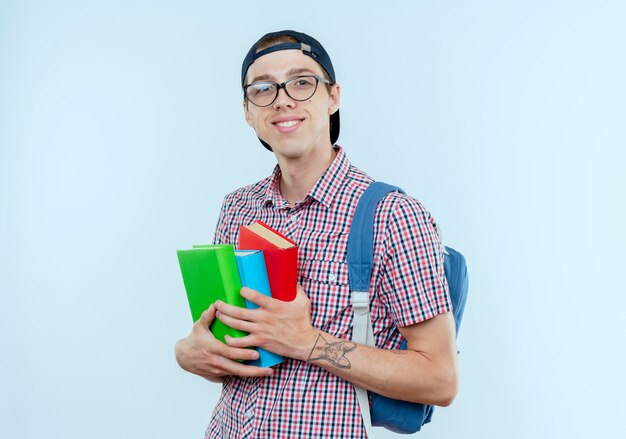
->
xmin=176 ymin=244 xmax=248 ymax=343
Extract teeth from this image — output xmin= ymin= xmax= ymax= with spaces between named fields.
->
xmin=276 ymin=120 xmax=299 ymax=127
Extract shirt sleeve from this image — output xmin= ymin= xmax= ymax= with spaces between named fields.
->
xmin=376 ymin=195 xmax=452 ymax=327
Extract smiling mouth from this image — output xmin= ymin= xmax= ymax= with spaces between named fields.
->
xmin=272 ymin=118 xmax=304 ymax=133
xmin=273 ymin=119 xmax=303 ymax=127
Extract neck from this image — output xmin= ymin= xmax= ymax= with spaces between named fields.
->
xmin=276 ymin=146 xmax=337 ymax=206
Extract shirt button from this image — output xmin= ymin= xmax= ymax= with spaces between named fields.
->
xmin=290 ymin=215 xmax=299 ymax=223
xmin=329 ymin=272 xmax=336 ymax=282
xmin=245 ymin=408 xmax=255 ymax=419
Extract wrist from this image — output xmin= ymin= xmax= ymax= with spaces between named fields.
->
xmin=298 ymin=328 xmax=322 ymax=362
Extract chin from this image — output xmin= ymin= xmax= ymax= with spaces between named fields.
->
xmin=268 ymin=139 xmax=308 ymax=158
xmin=275 ymin=147 xmax=306 ymax=159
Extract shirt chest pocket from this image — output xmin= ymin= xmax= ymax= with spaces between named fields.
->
xmin=298 ymin=259 xmax=354 ymax=337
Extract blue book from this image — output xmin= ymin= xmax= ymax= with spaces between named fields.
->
xmin=234 ymin=250 xmax=285 ymax=368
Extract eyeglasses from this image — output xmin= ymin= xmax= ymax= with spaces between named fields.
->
xmin=244 ymin=75 xmax=333 ymax=107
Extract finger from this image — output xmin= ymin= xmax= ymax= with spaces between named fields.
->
xmin=229 ymin=362 xmax=274 ymax=378
xmin=216 ymin=309 xmax=255 ymax=333
xmin=240 ymin=287 xmax=273 ymax=308
xmin=202 ymin=375 xmax=225 ymax=384
xmin=293 ymin=284 xmax=312 ymax=309
xmin=296 ymin=283 xmax=309 ymax=298
xmin=215 ymin=300 xmax=254 ymax=321
xmin=207 ymin=343 xmax=273 ymax=376
xmin=225 ymin=334 xmax=258 ymax=349
xmin=214 ymin=355 xmax=274 ymax=378
xmin=218 ymin=342 xmax=261 ymax=362
xmin=195 ymin=305 xmax=216 ymax=332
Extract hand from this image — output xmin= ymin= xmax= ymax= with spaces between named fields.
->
xmin=174 ymin=304 xmax=274 ymax=381
xmin=215 ymin=284 xmax=318 ymax=361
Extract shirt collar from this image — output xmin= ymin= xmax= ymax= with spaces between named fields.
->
xmin=265 ymin=165 xmax=286 ymax=208
xmin=264 ymin=145 xmax=351 ymax=209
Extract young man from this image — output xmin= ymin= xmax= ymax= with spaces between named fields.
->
xmin=175 ymin=30 xmax=458 ymax=438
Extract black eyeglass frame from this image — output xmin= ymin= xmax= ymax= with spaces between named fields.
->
xmin=243 ymin=75 xmax=334 ymax=107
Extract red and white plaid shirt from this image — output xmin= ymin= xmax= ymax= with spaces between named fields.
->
xmin=207 ymin=146 xmax=451 ymax=438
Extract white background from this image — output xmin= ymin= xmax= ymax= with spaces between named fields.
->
xmin=1 ymin=1 xmax=625 ymax=438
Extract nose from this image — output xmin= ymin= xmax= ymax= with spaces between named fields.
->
xmin=273 ymin=86 xmax=296 ymax=109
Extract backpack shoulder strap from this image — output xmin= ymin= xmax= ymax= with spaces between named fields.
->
xmin=348 ymin=182 xmax=404 ymax=438
xmin=348 ymin=182 xmax=405 ymax=293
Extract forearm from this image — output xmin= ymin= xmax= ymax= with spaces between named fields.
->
xmin=214 ymin=287 xmax=458 ymax=405
xmin=300 ymin=330 xmax=458 ymax=406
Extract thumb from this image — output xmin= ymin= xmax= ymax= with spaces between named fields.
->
xmin=295 ymin=283 xmax=309 ymax=299
xmin=196 ymin=304 xmax=216 ymax=331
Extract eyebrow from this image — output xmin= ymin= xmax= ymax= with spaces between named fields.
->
xmin=250 ymin=67 xmax=318 ymax=84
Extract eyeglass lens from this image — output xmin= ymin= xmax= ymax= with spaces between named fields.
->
xmin=246 ymin=76 xmax=319 ymax=107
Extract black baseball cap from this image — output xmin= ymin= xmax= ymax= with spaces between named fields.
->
xmin=241 ymin=30 xmax=340 ymax=152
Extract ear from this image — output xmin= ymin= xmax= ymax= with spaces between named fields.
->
xmin=243 ymin=100 xmax=255 ymax=128
xmin=328 ymin=83 xmax=341 ymax=115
